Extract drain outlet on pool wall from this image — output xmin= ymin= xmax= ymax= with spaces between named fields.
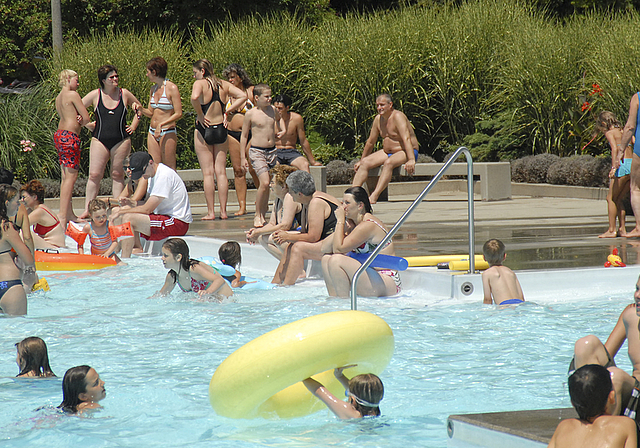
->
xmin=461 ymin=282 xmax=474 ymax=296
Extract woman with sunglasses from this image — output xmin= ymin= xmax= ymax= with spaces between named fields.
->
xmin=80 ymin=64 xmax=143 ymax=219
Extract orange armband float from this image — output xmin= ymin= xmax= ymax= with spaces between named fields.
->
xmin=66 ymin=222 xmax=88 ymax=246
xmin=109 ymin=222 xmax=134 ymax=241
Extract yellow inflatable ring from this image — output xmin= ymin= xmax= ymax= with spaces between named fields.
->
xmin=35 ymin=251 xmax=116 ymax=271
xmin=406 ymin=254 xmax=485 ymax=267
xmin=209 ymin=310 xmax=394 ymax=419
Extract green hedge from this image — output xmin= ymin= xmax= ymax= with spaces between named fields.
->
xmin=7 ymin=1 xmax=640 ymax=182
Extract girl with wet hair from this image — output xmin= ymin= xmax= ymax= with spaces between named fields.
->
xmin=58 ymin=365 xmax=106 ymax=414
xmin=15 ymin=336 xmax=55 ymax=378
xmin=218 ymin=241 xmax=248 ymax=288
xmin=159 ymin=238 xmax=232 ymax=298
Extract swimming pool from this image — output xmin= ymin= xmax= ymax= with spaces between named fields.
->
xmin=1 ymin=238 xmax=636 ymax=447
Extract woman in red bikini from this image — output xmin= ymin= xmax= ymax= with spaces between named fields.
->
xmin=20 ymin=180 xmax=66 ymax=249
xmin=158 ymin=238 xmax=232 ymax=299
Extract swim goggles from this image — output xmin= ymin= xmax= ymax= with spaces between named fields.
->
xmin=346 ymin=391 xmax=380 ymax=408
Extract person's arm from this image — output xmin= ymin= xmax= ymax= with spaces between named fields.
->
xmin=17 ymin=205 xmax=34 ymax=255
xmin=302 ymin=378 xmax=361 ymax=419
xmin=3 ymin=221 xmax=33 ymax=265
xmin=137 ymin=87 xmax=154 ymax=118
xmin=624 ymin=417 xmax=638 ymax=448
xmin=191 ymin=263 xmax=230 ymax=296
xmin=224 ymin=81 xmax=248 ymax=115
xmin=190 ymin=80 xmax=207 ymax=127
xmin=334 ymin=365 xmax=355 ymax=390
xmin=295 ymin=114 xmax=321 ymax=166
xmin=606 ymin=129 xmax=621 ymax=178
xmin=81 ymin=89 xmax=97 ymax=131
xmin=77 ymin=223 xmax=90 ymax=255
xmin=604 ymin=304 xmax=633 ymax=358
xmin=159 ymin=272 xmax=176 ymax=295
xmin=481 ymin=271 xmax=493 ymax=304
xmin=123 ymin=89 xmax=142 ymax=133
xmin=273 ymin=198 xmax=325 ymax=244
xmin=354 ymin=117 xmax=380 ymax=172
xmin=395 ymin=113 xmax=416 ymax=175
xmin=72 ymin=91 xmax=91 ymax=127
xmin=239 ymin=112 xmax=252 ymax=172
xmin=619 ymin=94 xmax=639 ymax=168
xmin=110 ymin=195 xmax=162 ymax=220
xmin=157 ymin=82 xmax=183 ymax=129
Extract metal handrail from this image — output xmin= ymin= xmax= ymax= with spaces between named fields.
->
xmin=350 ymin=146 xmax=475 ymax=310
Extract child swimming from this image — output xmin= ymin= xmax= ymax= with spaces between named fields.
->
xmin=303 ymin=365 xmax=383 ymax=419
xmin=15 ymin=336 xmax=55 ymax=378
xmin=75 ymin=199 xmax=123 ymax=263
xmin=218 ymin=241 xmax=249 ymax=288
xmin=159 ymin=238 xmax=233 ymax=298
xmin=58 ymin=365 xmax=106 ymax=414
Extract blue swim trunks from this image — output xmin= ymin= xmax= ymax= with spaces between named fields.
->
xmin=617 ymin=158 xmax=632 ymax=177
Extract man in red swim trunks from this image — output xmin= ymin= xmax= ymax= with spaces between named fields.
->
xmin=110 ymin=152 xmax=192 ymax=257
xmin=54 ymin=69 xmax=90 ymax=228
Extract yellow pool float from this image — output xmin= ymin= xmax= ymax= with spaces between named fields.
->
xmin=405 ymin=254 xmax=486 ymax=267
xmin=209 ymin=310 xmax=394 ymax=419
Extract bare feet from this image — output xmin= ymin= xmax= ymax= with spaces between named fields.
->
xmin=234 ymin=209 xmax=247 ymax=216
xmin=220 ymin=212 xmax=228 ymax=220
xmin=598 ymin=230 xmax=618 ymax=238
xmin=369 ymin=195 xmax=378 ymax=205
xmin=619 ymin=228 xmax=628 ymax=237
xmin=201 ymin=215 xmax=216 ymax=221
xmin=77 ymin=211 xmax=90 ymax=220
xmin=625 ymin=228 xmax=640 ymax=237
xmin=253 ymin=216 xmax=265 ymax=228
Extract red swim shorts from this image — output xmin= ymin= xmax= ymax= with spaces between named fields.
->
xmin=141 ymin=214 xmax=189 ymax=241
xmin=54 ymin=129 xmax=81 ymax=170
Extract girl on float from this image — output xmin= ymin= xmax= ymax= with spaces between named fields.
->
xmin=159 ymin=238 xmax=233 ymax=298
xmin=218 ymin=241 xmax=249 ymax=288
xmin=245 ymin=165 xmax=302 ymax=260
xmin=222 ymin=63 xmax=258 ymax=216
xmin=321 ymin=186 xmax=400 ymax=298
xmin=0 ymin=193 xmax=34 ymax=315
xmin=190 ymin=59 xmax=246 ymax=220
xmin=20 ymin=180 xmax=66 ymax=249
xmin=58 ymin=365 xmax=106 ymax=414
xmin=0 ymin=184 xmax=37 ymax=290
xmin=598 ymin=111 xmax=633 ymax=238
xmin=15 ymin=337 xmax=56 ymax=378
xmin=303 ymin=366 xmax=384 ymax=419
xmin=137 ymin=56 xmax=182 ymax=170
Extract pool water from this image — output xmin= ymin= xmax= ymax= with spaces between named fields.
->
xmin=0 ymin=253 xmax=634 ymax=447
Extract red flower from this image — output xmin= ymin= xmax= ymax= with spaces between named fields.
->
xmin=590 ymin=83 xmax=603 ymax=96
xmin=581 ymin=101 xmax=591 ymax=112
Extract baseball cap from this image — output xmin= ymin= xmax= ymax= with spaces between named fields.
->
xmin=129 ymin=152 xmax=152 ymax=180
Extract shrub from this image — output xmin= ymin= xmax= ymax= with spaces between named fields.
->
xmin=326 ymin=160 xmax=354 ymax=185
xmin=511 ymin=154 xmax=560 ymax=184
xmin=547 ymin=155 xmax=609 ymax=187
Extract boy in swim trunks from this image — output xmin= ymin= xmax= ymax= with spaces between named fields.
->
xmin=54 ymin=69 xmax=90 ymax=229
xmin=481 ymin=238 xmax=525 ymax=305
xmin=240 ymin=83 xmax=282 ymax=227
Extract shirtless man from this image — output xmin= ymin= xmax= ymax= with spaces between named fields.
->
xmin=241 ymin=83 xmax=281 ymax=227
xmin=273 ymin=93 xmax=322 ymax=173
xmin=54 ymin=69 xmax=90 ymax=228
xmin=573 ymin=273 xmax=640 ymax=425
xmin=618 ymin=93 xmax=640 ymax=237
xmin=352 ymin=94 xmax=417 ymax=204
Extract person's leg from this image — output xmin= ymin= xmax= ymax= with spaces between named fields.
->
xmin=31 ymin=232 xmax=60 ymax=250
xmin=608 ymin=366 xmax=637 ymax=415
xmin=213 ymin=141 xmax=229 ymax=220
xmin=161 ymin=132 xmax=178 ymax=170
xmin=282 ymin=241 xmax=323 ymax=285
xmin=59 ymin=165 xmax=79 ymax=227
xmin=600 ymin=177 xmax=618 ymax=237
xmin=254 ymin=171 xmax=271 ymax=228
xmin=0 ymin=284 xmax=27 ymax=315
xmin=272 ymin=242 xmax=294 ymax=284
xmin=290 ymin=155 xmax=310 ymax=173
xmin=613 ymin=176 xmax=631 ymax=236
xmin=147 ymin=130 xmax=162 ymax=164
xmin=369 ymin=151 xmax=408 ymax=204
xmin=352 ymin=151 xmax=388 ymax=188
xmin=110 ymin=138 xmax=132 ymax=199
xmin=113 ymin=211 xmax=150 ymax=258
xmin=326 ymin=254 xmax=395 ymax=297
xmin=626 ymin=153 xmax=640 ymax=236
xmin=261 ymin=234 xmax=286 ymax=260
xmin=227 ymin=135 xmax=247 ymax=216
xmin=574 ymin=335 xmax=612 ymax=368
xmin=321 ymin=254 xmax=338 ymax=296
xmin=82 ymin=138 xmax=110 ymax=218
xmin=194 ymin=131 xmax=216 ymax=220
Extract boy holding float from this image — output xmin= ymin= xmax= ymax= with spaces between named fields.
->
xmin=481 ymin=238 xmax=524 ymax=305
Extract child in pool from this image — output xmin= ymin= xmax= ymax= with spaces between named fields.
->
xmin=159 ymin=238 xmax=233 ymax=298
xmin=74 ymin=199 xmax=123 ymax=263
xmin=218 ymin=241 xmax=249 ymax=288
xmin=481 ymin=238 xmax=525 ymax=306
xmin=58 ymin=365 xmax=106 ymax=414
xmin=303 ymin=365 xmax=383 ymax=419
xmin=547 ymin=364 xmax=636 ymax=448
xmin=15 ymin=336 xmax=56 ymax=378
xmin=598 ymin=111 xmax=633 ymax=238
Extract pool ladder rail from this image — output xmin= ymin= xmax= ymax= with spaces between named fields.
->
xmin=350 ymin=146 xmax=475 ymax=310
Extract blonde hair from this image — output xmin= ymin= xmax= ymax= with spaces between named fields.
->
xmin=58 ymin=69 xmax=78 ymax=88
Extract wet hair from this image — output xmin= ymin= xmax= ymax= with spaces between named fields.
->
xmin=58 ymin=365 xmax=91 ymax=413
xmin=569 ymin=364 xmax=612 ymax=421
xmin=219 ymin=241 xmax=242 ymax=269
xmin=193 ymin=59 xmax=221 ymax=90
xmin=254 ymin=83 xmax=271 ymax=99
xmin=20 ymin=180 xmax=45 ymax=204
xmin=162 ymin=238 xmax=200 ymax=283
xmin=273 ymin=93 xmax=292 ymax=108
xmin=222 ymin=63 xmax=253 ymax=88
xmin=58 ymin=69 xmax=78 ymax=88
xmin=344 ymin=186 xmax=373 ymax=214
xmin=97 ymin=64 xmax=117 ymax=89
xmin=595 ymin=111 xmax=621 ymax=134
xmin=0 ymin=167 xmax=14 ymax=185
xmin=349 ymin=374 xmax=384 ymax=417
xmin=377 ymin=93 xmax=393 ymax=104
xmin=483 ymin=238 xmax=505 ymax=266
xmin=286 ymin=170 xmax=316 ymax=196
xmin=0 ymin=184 xmax=18 ymax=219
xmin=270 ymin=164 xmax=298 ymax=187
xmin=15 ymin=337 xmax=56 ymax=378
xmin=146 ymin=56 xmax=168 ymax=79
xmin=88 ymin=198 xmax=107 ymax=214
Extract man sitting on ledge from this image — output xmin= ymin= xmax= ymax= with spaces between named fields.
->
xmin=352 ymin=93 xmax=417 ymax=204
xmin=111 ymin=152 xmax=192 ymax=257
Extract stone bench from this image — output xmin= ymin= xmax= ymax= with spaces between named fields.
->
xmin=177 ymin=165 xmax=327 ymax=192
xmin=366 ymin=161 xmax=511 ymax=201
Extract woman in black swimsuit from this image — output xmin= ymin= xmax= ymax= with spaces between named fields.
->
xmin=81 ymin=64 xmax=142 ymax=219
xmin=190 ymin=59 xmax=246 ymax=220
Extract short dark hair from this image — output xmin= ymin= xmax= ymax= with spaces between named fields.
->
xmin=219 ymin=241 xmax=242 ymax=269
xmin=377 ymin=93 xmax=393 ymax=104
xmin=254 ymin=83 xmax=271 ymax=98
xmin=146 ymin=56 xmax=168 ymax=78
xmin=222 ymin=63 xmax=253 ymax=88
xmin=569 ymin=364 xmax=612 ymax=421
xmin=344 ymin=186 xmax=373 ymax=214
xmin=0 ymin=167 xmax=14 ymax=184
xmin=97 ymin=64 xmax=117 ymax=88
xmin=273 ymin=93 xmax=292 ymax=108
xmin=483 ymin=239 xmax=505 ymax=266
xmin=21 ymin=180 xmax=45 ymax=204
xmin=58 ymin=365 xmax=91 ymax=413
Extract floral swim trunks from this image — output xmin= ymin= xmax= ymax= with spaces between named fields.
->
xmin=54 ymin=129 xmax=81 ymax=170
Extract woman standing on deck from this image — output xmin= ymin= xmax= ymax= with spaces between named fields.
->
xmin=190 ymin=59 xmax=246 ymax=220
xmin=137 ymin=57 xmax=182 ymax=170
xmin=80 ymin=64 xmax=142 ymax=219
xmin=222 ymin=63 xmax=257 ymax=216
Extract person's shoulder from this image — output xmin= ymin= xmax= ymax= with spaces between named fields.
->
xmin=596 ymin=414 xmax=637 ymax=433
xmin=291 ymin=111 xmax=304 ymax=121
